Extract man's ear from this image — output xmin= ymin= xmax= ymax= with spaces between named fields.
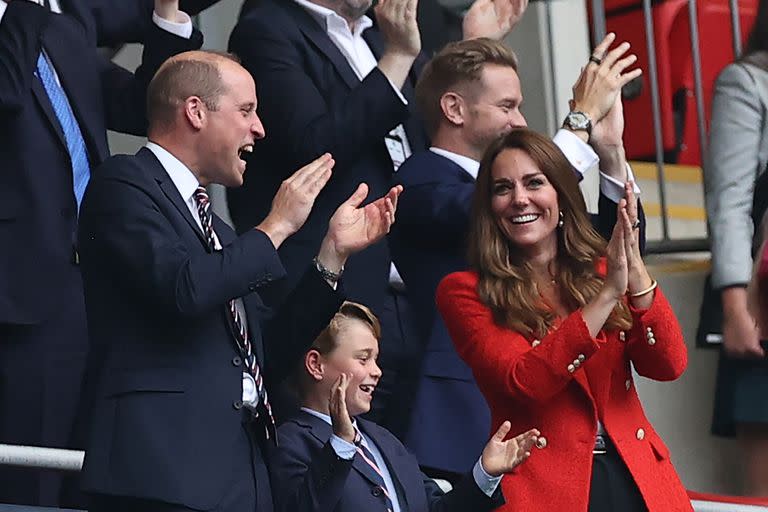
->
xmin=440 ymin=91 xmax=465 ymax=127
xmin=305 ymin=349 xmax=324 ymax=382
xmin=184 ymin=96 xmax=206 ymax=130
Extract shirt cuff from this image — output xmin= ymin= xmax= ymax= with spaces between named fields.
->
xmin=473 ymin=457 xmax=502 ymax=497
xmin=552 ymin=129 xmax=598 ymax=177
xmin=330 ymin=435 xmax=357 ymax=460
xmin=385 ymin=76 xmax=408 ymax=105
xmin=0 ymin=2 xmax=7 ymax=21
xmin=599 ymin=163 xmax=642 ymax=203
xmin=152 ymin=10 xmax=193 ymax=39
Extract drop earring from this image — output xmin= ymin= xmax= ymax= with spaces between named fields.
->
xmin=558 ymin=210 xmax=564 ymax=228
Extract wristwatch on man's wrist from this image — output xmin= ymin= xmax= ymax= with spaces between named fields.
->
xmin=562 ymin=111 xmax=593 ymax=138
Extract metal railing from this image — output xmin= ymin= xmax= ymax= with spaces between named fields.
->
xmin=588 ymin=0 xmax=748 ymax=253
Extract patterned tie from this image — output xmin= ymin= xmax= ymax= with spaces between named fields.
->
xmin=193 ymin=187 xmax=277 ymax=444
xmin=355 ymin=430 xmax=394 ymax=512
xmin=36 ymin=51 xmax=91 ymax=211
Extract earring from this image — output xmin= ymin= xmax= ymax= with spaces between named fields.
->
xmin=558 ymin=210 xmax=564 ymax=228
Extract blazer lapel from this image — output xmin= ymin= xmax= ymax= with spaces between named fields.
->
xmin=138 ymin=148 xmax=209 ymax=249
xmin=357 ymin=420 xmax=418 ymax=512
xmin=31 ymin=77 xmax=67 ymax=151
xmin=289 ymin=3 xmax=360 ymax=90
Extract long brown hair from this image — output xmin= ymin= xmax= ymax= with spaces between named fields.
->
xmin=468 ymin=129 xmax=631 ymax=338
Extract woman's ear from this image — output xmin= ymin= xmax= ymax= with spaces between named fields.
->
xmin=304 ymin=349 xmax=324 ymax=382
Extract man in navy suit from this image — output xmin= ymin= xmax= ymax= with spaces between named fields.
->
xmin=227 ymin=0 xmax=526 ymax=431
xmin=389 ymin=36 xmax=647 ymax=482
xmin=0 ymin=0 xmax=201 ymax=506
xmin=271 ymin=301 xmax=539 ymax=512
xmin=78 ymin=50 xmax=401 ymax=512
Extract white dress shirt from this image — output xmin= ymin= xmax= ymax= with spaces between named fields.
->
xmin=146 ymin=142 xmax=257 ymax=405
xmin=300 ymin=407 xmax=502 ymax=501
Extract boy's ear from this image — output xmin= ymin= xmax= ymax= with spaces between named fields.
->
xmin=305 ymin=349 xmax=324 ymax=381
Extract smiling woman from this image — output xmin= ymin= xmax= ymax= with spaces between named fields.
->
xmin=436 ymin=128 xmax=692 ymax=512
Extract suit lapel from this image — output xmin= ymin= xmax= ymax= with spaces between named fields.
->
xmin=289 ymin=3 xmax=360 ymax=90
xmin=357 ymin=420 xmax=417 ymax=512
xmin=138 ymin=148 xmax=209 ymax=249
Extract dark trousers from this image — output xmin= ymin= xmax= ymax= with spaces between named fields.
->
xmin=588 ymin=440 xmax=648 ymax=512
xmin=0 ymin=269 xmax=88 ymax=507
xmin=88 ymin=422 xmax=271 ymax=512
xmin=363 ymin=286 xmax=423 ymax=439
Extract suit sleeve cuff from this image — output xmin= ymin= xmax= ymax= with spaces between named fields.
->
xmin=330 ymin=435 xmax=357 ymax=460
xmin=552 ymin=129 xmax=598 ymax=177
xmin=599 ymin=163 xmax=642 ymax=202
xmin=384 ymin=76 xmax=409 ymax=105
xmin=0 ymin=2 xmax=8 ymax=21
xmin=473 ymin=457 xmax=502 ymax=497
xmin=152 ymin=10 xmax=193 ymax=39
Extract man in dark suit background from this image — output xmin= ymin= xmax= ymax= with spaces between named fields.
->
xmin=389 ymin=36 xmax=646 ymax=482
xmin=227 ymin=0 xmax=526 ymax=434
xmin=0 ymin=0 xmax=201 ymax=506
xmin=78 ymin=50 xmax=401 ymax=512
xmin=271 ymin=300 xmax=539 ymax=512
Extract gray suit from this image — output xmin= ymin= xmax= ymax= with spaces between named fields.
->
xmin=705 ymin=58 xmax=768 ymax=288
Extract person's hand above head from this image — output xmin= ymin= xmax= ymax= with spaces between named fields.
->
xmin=480 ymin=422 xmax=539 ymax=477
xmin=570 ymin=33 xmax=642 ymax=130
xmin=462 ymin=0 xmax=528 ymax=41
xmin=376 ymin=0 xmax=421 ymax=58
xmin=317 ymin=184 xmax=403 ymax=273
xmin=256 ymin=153 xmax=335 ymax=249
xmin=330 ymin=373 xmax=357 ymax=444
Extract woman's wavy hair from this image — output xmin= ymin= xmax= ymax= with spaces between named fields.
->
xmin=467 ymin=129 xmax=631 ymax=338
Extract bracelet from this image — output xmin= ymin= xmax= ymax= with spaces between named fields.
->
xmin=629 ymin=279 xmax=657 ymax=298
xmin=313 ymin=256 xmax=344 ymax=283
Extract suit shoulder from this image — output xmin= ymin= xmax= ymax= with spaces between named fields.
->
xmin=93 ymin=154 xmax=148 ymax=183
xmin=233 ymin=0 xmax=294 ymax=34
xmin=396 ymin=151 xmax=454 ymax=184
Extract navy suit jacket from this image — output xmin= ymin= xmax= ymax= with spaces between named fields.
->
xmin=270 ymin=409 xmax=505 ymax=512
xmin=0 ymin=0 xmax=202 ymax=325
xmin=77 ymin=148 xmax=344 ymax=509
xmin=227 ymin=0 xmax=428 ymax=315
xmin=389 ymin=149 xmax=646 ymax=473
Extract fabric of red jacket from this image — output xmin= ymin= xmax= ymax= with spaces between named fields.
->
xmin=436 ymin=269 xmax=692 ymax=512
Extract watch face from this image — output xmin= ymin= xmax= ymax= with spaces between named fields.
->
xmin=567 ymin=112 xmax=589 ymax=129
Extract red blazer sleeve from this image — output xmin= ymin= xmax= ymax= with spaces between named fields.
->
xmin=626 ymin=288 xmax=688 ymax=381
xmin=436 ymin=271 xmax=606 ymax=404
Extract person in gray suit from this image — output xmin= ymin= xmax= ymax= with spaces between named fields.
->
xmin=705 ymin=0 xmax=768 ymax=495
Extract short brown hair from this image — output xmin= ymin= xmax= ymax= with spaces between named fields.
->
xmin=311 ymin=301 xmax=382 ymax=355
xmin=146 ymin=51 xmax=241 ymax=130
xmin=416 ymin=38 xmax=519 ymax=137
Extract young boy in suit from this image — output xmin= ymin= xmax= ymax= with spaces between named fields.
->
xmin=271 ymin=301 xmax=539 ymax=512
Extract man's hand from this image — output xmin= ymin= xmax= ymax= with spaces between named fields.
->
xmin=376 ymin=0 xmax=421 ymax=58
xmin=154 ymin=0 xmax=185 ymax=23
xmin=330 ymin=373 xmax=356 ymax=444
xmin=588 ymin=94 xmax=629 ymax=182
xmin=317 ymin=184 xmax=402 ymax=273
xmin=462 ymin=0 xmax=528 ymax=41
xmin=570 ymin=33 xmax=641 ymax=125
xmin=257 ymin=153 xmax=334 ymax=249
xmin=480 ymin=422 xmax=539 ymax=477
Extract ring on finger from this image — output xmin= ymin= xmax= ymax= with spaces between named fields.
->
xmin=589 ymin=55 xmax=603 ymax=65
xmin=631 ymin=220 xmax=641 ymax=230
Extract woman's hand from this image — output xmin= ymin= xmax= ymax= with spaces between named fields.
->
xmin=604 ymin=202 xmax=629 ymax=300
xmin=621 ymin=182 xmax=654 ymax=307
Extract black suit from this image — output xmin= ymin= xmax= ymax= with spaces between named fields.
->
xmin=78 ymin=147 xmax=344 ymax=511
xmin=0 ymin=2 xmax=201 ymax=506
xmin=271 ymin=409 xmax=506 ymax=512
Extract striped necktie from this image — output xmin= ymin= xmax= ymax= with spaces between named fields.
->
xmin=193 ymin=187 xmax=277 ymax=444
xmin=355 ymin=429 xmax=394 ymax=512
xmin=36 ymin=51 xmax=91 ymax=211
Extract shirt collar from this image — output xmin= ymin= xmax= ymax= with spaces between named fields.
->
xmin=429 ymin=147 xmax=480 ymax=179
xmin=145 ymin=142 xmax=201 ymax=203
xmin=293 ymin=0 xmax=373 ymax=37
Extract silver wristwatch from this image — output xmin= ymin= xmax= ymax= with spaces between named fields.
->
xmin=562 ymin=111 xmax=593 ymax=137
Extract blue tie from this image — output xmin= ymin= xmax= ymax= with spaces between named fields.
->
xmin=36 ymin=51 xmax=91 ymax=210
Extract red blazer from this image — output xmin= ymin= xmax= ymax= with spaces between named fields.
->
xmin=436 ymin=270 xmax=692 ymax=512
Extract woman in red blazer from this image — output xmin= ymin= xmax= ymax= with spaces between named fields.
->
xmin=436 ymin=129 xmax=691 ymax=512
